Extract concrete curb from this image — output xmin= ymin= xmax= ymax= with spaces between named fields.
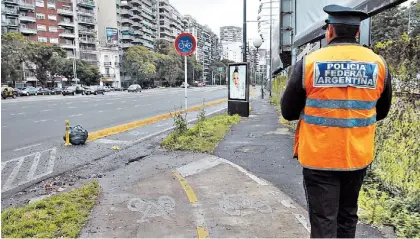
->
xmin=87 ymin=98 xmax=228 ymax=142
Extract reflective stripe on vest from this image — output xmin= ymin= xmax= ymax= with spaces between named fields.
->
xmin=294 ymin=44 xmax=387 ymax=171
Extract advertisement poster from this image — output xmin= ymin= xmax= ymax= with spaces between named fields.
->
xmin=106 ymin=27 xmax=118 ymax=45
xmin=229 ymin=65 xmax=246 ymax=100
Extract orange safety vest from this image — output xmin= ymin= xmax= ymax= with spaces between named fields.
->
xmin=293 ymin=43 xmax=387 ymax=171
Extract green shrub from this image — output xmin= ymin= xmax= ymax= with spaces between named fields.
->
xmin=161 ymin=114 xmax=240 ymax=153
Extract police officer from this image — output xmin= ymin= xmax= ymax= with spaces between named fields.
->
xmin=281 ymin=4 xmax=392 ymax=238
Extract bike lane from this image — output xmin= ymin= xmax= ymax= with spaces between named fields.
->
xmin=80 ymin=154 xmax=310 ymax=238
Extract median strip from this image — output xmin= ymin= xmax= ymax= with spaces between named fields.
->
xmin=87 ymin=98 xmax=227 ymax=142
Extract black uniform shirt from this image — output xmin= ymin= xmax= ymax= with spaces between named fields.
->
xmin=281 ymin=37 xmax=392 ymax=121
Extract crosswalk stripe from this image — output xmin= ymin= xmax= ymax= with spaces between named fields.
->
xmin=3 ymin=157 xmax=25 ymax=191
xmin=27 ymin=152 xmax=41 ymax=181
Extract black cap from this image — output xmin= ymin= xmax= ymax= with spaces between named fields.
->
xmin=322 ymin=4 xmax=368 ymax=29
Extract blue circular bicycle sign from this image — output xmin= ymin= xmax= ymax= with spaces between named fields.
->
xmin=174 ymin=33 xmax=197 ymax=56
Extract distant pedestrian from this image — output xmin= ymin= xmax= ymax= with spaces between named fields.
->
xmin=281 ymin=4 xmax=392 ymax=238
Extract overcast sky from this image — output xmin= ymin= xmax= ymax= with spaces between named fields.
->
xmin=171 ymin=0 xmax=262 ymax=40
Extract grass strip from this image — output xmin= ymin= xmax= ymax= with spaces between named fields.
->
xmin=1 ymin=180 xmax=100 ymax=238
xmin=161 ymin=113 xmax=240 ymax=153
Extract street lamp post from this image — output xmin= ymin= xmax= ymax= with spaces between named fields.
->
xmin=243 ymin=0 xmax=247 ymax=62
xmin=253 ymin=37 xmax=263 ymax=98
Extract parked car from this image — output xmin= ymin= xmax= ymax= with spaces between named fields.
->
xmin=1 ymin=86 xmax=17 ymax=99
xmin=62 ymin=86 xmax=85 ymax=96
xmin=85 ymin=85 xmax=105 ymax=95
xmin=114 ymin=87 xmax=123 ymax=91
xmin=51 ymin=87 xmax=63 ymax=95
xmin=127 ymin=84 xmax=142 ymax=92
xmin=180 ymin=82 xmax=190 ymax=88
xmin=20 ymin=87 xmax=39 ymax=96
xmin=103 ymin=86 xmax=111 ymax=92
xmin=38 ymin=87 xmax=52 ymax=95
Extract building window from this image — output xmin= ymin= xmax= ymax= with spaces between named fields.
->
xmin=47 ymin=2 xmax=55 ymax=9
xmin=49 ymin=26 xmax=57 ymax=32
xmin=37 ymin=24 xmax=47 ymax=31
xmin=38 ymin=36 xmax=48 ymax=42
xmin=36 ymin=0 xmax=44 ymax=8
xmin=48 ymin=15 xmax=57 ymax=21
xmin=49 ymin=38 xmax=58 ymax=44
xmin=36 ymin=13 xmax=45 ymax=20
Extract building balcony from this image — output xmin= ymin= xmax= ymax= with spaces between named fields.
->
xmin=60 ymin=43 xmax=76 ymax=49
xmin=4 ymin=8 xmax=19 ymax=15
xmin=4 ymin=0 xmax=19 ymax=5
xmin=133 ymin=29 xmax=141 ymax=36
xmin=80 ymin=47 xmax=96 ymax=52
xmin=19 ymin=15 xmax=36 ymax=22
xmin=121 ymin=42 xmax=132 ymax=48
xmin=79 ymin=38 xmax=96 ymax=44
xmin=77 ymin=0 xmax=95 ymax=8
xmin=78 ymin=28 xmax=95 ymax=35
xmin=131 ymin=6 xmax=140 ymax=13
xmin=121 ymin=9 xmax=133 ymax=17
xmin=132 ymin=38 xmax=141 ymax=44
xmin=78 ymin=10 xmax=94 ymax=16
xmin=19 ymin=1 xmax=35 ymax=10
xmin=142 ymin=27 xmax=153 ymax=35
xmin=58 ymin=21 xmax=75 ymax=27
xmin=132 ymin=21 xmax=141 ymax=29
xmin=78 ymin=18 xmax=95 ymax=25
xmin=104 ymin=62 xmax=112 ymax=67
xmin=19 ymin=27 xmax=37 ymax=34
xmin=143 ymin=6 xmax=153 ymax=15
xmin=2 ymin=19 xmax=19 ymax=27
xmin=57 ymin=8 xmax=73 ymax=16
xmin=132 ymin=14 xmax=141 ymax=21
xmin=142 ymin=12 xmax=154 ymax=21
xmin=59 ymin=32 xmax=76 ymax=38
xmin=142 ymin=0 xmax=152 ymax=7
xmin=121 ymin=26 xmax=133 ymax=32
xmin=142 ymin=34 xmax=153 ymax=42
xmin=142 ymin=41 xmax=154 ymax=49
xmin=121 ymin=34 xmax=134 ymax=41
xmin=121 ymin=18 xmax=134 ymax=25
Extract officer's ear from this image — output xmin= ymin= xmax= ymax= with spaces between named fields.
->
xmin=326 ymin=24 xmax=335 ymax=43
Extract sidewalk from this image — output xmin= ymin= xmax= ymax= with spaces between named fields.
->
xmin=215 ymin=97 xmax=384 ymax=238
xmin=80 ymin=153 xmax=310 ymax=238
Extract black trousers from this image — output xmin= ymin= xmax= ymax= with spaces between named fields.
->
xmin=303 ymin=168 xmax=367 ymax=238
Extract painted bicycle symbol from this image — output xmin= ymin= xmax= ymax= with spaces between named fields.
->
xmin=219 ymin=193 xmax=272 ymax=216
xmin=127 ymin=196 xmax=176 ymax=223
xmin=178 ymin=40 xmax=193 ymax=51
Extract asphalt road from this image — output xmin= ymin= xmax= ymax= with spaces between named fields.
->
xmin=1 ymin=86 xmax=227 ymax=196
xmin=1 ymin=86 xmax=226 ymax=153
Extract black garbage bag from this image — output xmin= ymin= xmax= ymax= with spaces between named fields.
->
xmin=63 ymin=125 xmax=88 ymax=145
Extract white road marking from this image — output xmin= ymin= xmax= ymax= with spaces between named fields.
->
xmin=117 ymin=108 xmax=123 ymax=110
xmin=49 ymin=104 xmax=57 ymax=106
xmin=27 ymin=152 xmax=41 ymax=180
xmin=13 ymin=143 xmax=42 ymax=152
xmin=10 ymin=112 xmax=25 ymax=116
xmin=105 ymin=102 xmax=113 ymax=105
xmin=68 ymin=106 xmax=77 ymax=109
xmin=98 ymin=110 xmax=104 ymax=113
xmin=21 ymin=106 xmax=28 ymax=109
xmin=2 ymin=157 xmax=25 ymax=191
xmin=83 ymin=100 xmax=88 ymax=103
xmin=2 ymin=126 xmax=7 ymax=128
xmin=294 ymin=214 xmax=311 ymax=232
xmin=66 ymin=102 xmax=72 ymax=105
xmin=41 ymin=109 xmax=52 ymax=112
xmin=134 ymin=104 xmax=141 ymax=107
xmin=69 ymin=113 xmax=82 ymax=117
xmin=95 ymin=139 xmax=132 ymax=144
xmin=121 ymin=101 xmax=126 ymax=103
xmin=281 ymin=200 xmax=297 ymax=209
xmin=1 ymin=148 xmax=57 ymax=193
xmin=34 ymin=119 xmax=48 ymax=123
xmin=177 ymin=156 xmax=222 ymax=177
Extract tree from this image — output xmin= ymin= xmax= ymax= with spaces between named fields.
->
xmin=123 ymin=46 xmax=157 ymax=86
xmin=58 ymin=59 xmax=100 ymax=86
xmin=25 ymin=42 xmax=66 ymax=86
xmin=187 ymin=56 xmax=203 ymax=83
xmin=155 ymin=48 xmax=183 ymax=86
xmin=1 ymin=33 xmax=29 ymax=85
xmin=371 ymin=2 xmax=420 ymax=44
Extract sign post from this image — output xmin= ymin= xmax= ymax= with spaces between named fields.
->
xmin=228 ymin=63 xmax=250 ymax=117
xmin=175 ymin=33 xmax=197 ymax=112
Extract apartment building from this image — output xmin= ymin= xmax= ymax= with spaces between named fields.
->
xmin=220 ymin=26 xmax=242 ymax=43
xmin=96 ymin=0 xmax=120 ymax=87
xmin=157 ymin=0 xmax=182 ymax=42
xmin=76 ymin=0 xmax=98 ymax=65
xmin=118 ymin=0 xmax=157 ymax=50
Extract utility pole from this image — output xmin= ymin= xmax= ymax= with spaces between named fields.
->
xmin=243 ymin=0 xmax=247 ymax=62
xmin=269 ymin=0 xmax=272 ymax=97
